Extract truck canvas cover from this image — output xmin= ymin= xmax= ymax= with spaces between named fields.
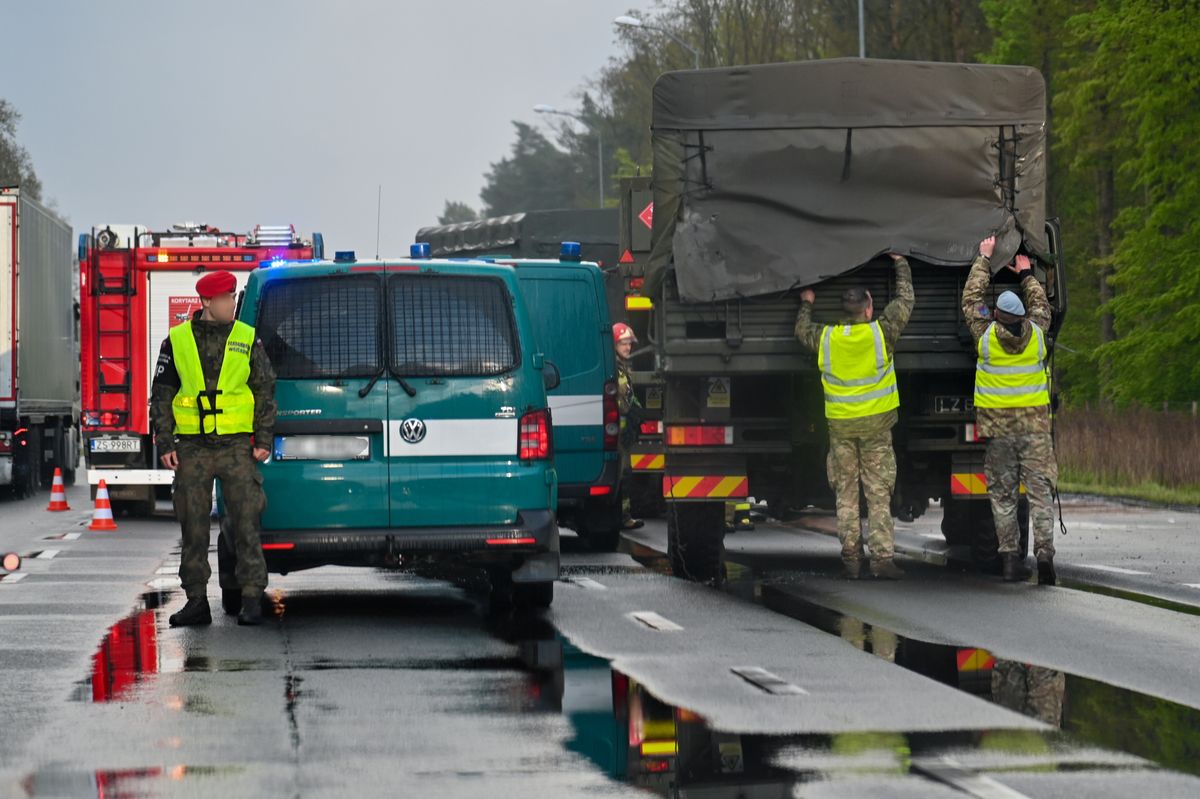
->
xmin=417 ymin=209 xmax=617 ymax=263
xmin=648 ymin=58 xmax=1048 ymax=303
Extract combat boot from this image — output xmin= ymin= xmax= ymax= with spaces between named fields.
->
xmin=1037 ymin=555 xmax=1057 ymax=586
xmin=870 ymin=559 xmax=905 ymax=580
xmin=237 ymin=594 xmax=264 ymax=626
xmin=1002 ymin=553 xmax=1032 ymax=582
xmin=841 ymin=558 xmax=864 ymax=580
xmin=169 ymin=598 xmax=212 ymax=627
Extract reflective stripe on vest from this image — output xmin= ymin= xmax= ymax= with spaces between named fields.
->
xmin=973 ymin=322 xmax=1050 ymax=409
xmin=818 ymin=321 xmax=900 ymax=420
xmin=170 ymin=320 xmax=257 ymax=435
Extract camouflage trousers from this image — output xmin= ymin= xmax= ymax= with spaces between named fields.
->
xmin=827 ymin=430 xmax=896 ymax=562
xmin=173 ymin=436 xmax=268 ymax=600
xmin=984 ymin=433 xmax=1058 ymax=559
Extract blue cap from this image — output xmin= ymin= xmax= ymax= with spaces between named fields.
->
xmin=560 ymin=241 xmax=582 ymax=262
xmin=333 ymin=251 xmax=356 ymax=263
xmin=997 ymin=290 xmax=1025 ymax=316
xmin=410 ymin=242 xmax=431 ymax=260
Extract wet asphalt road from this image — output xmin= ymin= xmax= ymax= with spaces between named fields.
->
xmin=2 ymin=483 xmax=1200 ymax=797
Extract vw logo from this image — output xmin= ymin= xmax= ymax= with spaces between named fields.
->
xmin=399 ymin=418 xmax=426 ymax=444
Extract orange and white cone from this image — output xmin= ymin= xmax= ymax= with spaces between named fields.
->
xmin=46 ymin=468 xmax=71 ymax=512
xmin=89 ymin=480 xmax=119 ymax=531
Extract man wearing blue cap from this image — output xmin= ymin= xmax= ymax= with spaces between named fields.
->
xmin=962 ymin=236 xmax=1058 ymax=585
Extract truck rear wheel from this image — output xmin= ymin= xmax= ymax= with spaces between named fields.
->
xmin=941 ymin=497 xmax=1029 ymax=573
xmin=667 ymin=501 xmax=726 ymax=584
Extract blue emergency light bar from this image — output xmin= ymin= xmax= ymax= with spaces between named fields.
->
xmin=410 ymin=242 xmax=432 ymax=260
xmin=560 ymin=241 xmax=582 ymax=262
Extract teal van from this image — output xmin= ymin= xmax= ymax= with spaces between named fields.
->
xmin=491 ymin=244 xmax=622 ymax=551
xmin=216 ymin=246 xmax=561 ymax=609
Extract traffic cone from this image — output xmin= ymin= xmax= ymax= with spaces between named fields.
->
xmin=46 ymin=468 xmax=71 ymax=512
xmin=88 ymin=480 xmax=119 ymax=531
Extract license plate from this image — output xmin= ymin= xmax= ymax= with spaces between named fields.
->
xmin=90 ymin=438 xmax=141 ymax=453
xmin=934 ymin=396 xmax=974 ymax=414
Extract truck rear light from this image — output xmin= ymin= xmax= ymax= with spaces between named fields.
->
xmin=629 ymin=277 xmax=645 ymax=289
xmin=964 ymin=424 xmax=985 ymax=443
xmin=261 ymin=542 xmax=295 ymax=551
xmin=603 ymin=380 xmax=619 ymax=451
xmin=519 ymin=409 xmax=553 ymax=461
xmin=589 ymin=485 xmax=613 ymax=496
xmin=273 ymin=435 xmax=370 ymax=461
xmin=666 ymin=425 xmax=734 ymax=446
xmin=639 ymin=421 xmax=663 ymax=436
xmin=0 ymin=433 xmax=10 ymax=454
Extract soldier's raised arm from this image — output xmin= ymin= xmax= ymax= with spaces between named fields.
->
xmin=1012 ymin=254 xmax=1053 ymax=333
xmin=961 ymin=236 xmax=996 ymax=344
xmin=878 ymin=254 xmax=915 ymax=352
xmin=794 ymin=288 xmax=822 ymax=352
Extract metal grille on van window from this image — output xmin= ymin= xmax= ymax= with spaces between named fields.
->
xmin=389 ymin=275 xmax=518 ymax=377
xmin=256 ymin=277 xmax=381 ymax=379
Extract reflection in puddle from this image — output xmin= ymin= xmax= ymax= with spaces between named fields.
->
xmin=760 ymin=586 xmax=1200 ymax=777
xmin=21 ymin=764 xmax=243 ymax=798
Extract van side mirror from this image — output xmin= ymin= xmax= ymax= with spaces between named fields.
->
xmin=543 ymin=360 xmax=561 ymax=392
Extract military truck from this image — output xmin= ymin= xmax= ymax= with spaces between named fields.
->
xmin=644 ymin=59 xmax=1066 ymax=581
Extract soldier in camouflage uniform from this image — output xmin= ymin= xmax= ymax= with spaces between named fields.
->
xmin=961 ymin=236 xmax=1058 ymax=585
xmin=613 ymin=323 xmax=644 ymax=530
xmin=795 ymin=254 xmax=915 ymax=579
xmin=151 ymin=270 xmax=277 ymax=626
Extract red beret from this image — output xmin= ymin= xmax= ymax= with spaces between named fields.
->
xmin=196 ymin=270 xmax=237 ymax=299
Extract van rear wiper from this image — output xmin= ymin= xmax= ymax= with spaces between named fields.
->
xmin=358 ymin=366 xmax=386 ymax=398
xmin=388 ymin=368 xmax=418 ymax=397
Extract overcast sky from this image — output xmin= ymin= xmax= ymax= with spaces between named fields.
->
xmin=4 ymin=0 xmax=650 ymax=255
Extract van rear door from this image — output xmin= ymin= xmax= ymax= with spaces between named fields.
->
xmin=516 ymin=266 xmax=608 ymax=486
xmin=385 ymin=273 xmax=528 ymax=528
xmin=253 ymin=274 xmax=391 ymax=529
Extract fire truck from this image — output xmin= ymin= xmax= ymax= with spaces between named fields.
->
xmin=79 ymin=223 xmax=323 ymax=513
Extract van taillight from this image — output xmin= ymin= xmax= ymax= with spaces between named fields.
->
xmin=603 ymin=380 xmax=619 ymax=451
xmin=519 ymin=409 xmax=553 ymax=461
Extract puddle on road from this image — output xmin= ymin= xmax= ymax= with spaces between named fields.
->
xmin=620 ymin=543 xmax=1200 ymax=781
xmin=756 ymin=585 xmax=1200 ymax=778
xmin=48 ymin=567 xmax=1187 ymax=798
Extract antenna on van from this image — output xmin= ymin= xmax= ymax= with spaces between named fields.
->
xmin=375 ymin=185 xmax=382 ymax=260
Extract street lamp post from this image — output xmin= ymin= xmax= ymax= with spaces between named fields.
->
xmin=533 ymin=104 xmax=605 ymax=208
xmin=614 ymin=15 xmax=702 ymax=70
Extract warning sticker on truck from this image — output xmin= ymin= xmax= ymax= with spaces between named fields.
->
xmin=706 ymin=377 xmax=731 ymax=409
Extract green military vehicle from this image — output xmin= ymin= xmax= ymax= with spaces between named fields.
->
xmin=644 ymin=59 xmax=1067 ymax=581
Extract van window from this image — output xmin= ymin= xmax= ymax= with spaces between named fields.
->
xmin=388 ymin=275 xmax=518 ymax=377
xmin=518 ymin=276 xmax=600 ymax=380
xmin=257 ymin=276 xmax=381 ymax=379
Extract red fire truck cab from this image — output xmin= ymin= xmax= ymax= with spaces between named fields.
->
xmin=79 ymin=223 xmax=323 ymax=512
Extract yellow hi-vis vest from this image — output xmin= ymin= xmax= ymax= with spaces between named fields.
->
xmin=973 ymin=321 xmax=1050 ymax=409
xmin=169 ymin=320 xmax=257 ymax=435
xmin=818 ymin=321 xmax=900 ymax=420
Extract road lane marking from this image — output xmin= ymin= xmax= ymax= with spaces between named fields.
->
xmin=913 ymin=756 xmax=1032 ymax=799
xmin=40 ymin=532 xmax=81 ymax=541
xmin=1075 ymin=564 xmax=1150 ymax=576
xmin=730 ymin=666 xmax=808 ymax=696
xmin=628 ymin=611 xmax=683 ymax=631
xmin=1183 ymin=584 xmax=1200 ymax=590
xmin=564 ymin=577 xmax=607 ymax=590
xmin=34 ymin=549 xmax=61 ymax=560
xmin=0 ymin=573 xmax=27 ymax=584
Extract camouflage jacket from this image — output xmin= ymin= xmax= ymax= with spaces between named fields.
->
xmin=616 ymin=357 xmax=639 ymax=418
xmin=960 ymin=255 xmax=1053 ymax=438
xmin=794 ymin=259 xmax=914 ymax=438
xmin=150 ymin=311 xmax=277 ymax=453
